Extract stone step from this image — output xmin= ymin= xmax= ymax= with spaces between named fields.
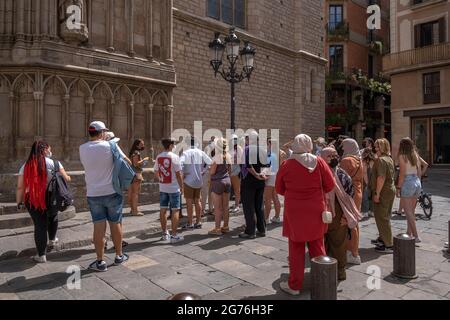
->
xmin=0 ymin=193 xmax=15 ymax=203
xmin=0 ymin=206 xmax=76 ymax=230
xmin=0 ymin=203 xmax=22 ymax=215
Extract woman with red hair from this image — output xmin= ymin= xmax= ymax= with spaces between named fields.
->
xmin=16 ymin=141 xmax=71 ymax=263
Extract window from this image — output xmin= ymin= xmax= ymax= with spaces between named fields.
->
xmin=207 ymin=0 xmax=246 ymax=29
xmin=329 ymin=5 xmax=343 ymax=31
xmin=415 ymin=19 xmax=446 ymax=48
xmin=433 ymin=118 xmax=450 ymax=164
xmin=329 ymin=45 xmax=344 ymax=73
xmin=423 ymin=72 xmax=440 ymax=104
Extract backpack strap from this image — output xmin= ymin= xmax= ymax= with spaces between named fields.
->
xmin=52 ymin=159 xmax=60 ymax=176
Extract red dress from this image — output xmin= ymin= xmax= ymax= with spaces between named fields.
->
xmin=276 ymin=157 xmax=336 ymax=242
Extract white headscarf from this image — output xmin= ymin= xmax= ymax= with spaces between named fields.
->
xmin=291 ymin=134 xmax=318 ymax=173
xmin=342 ymin=138 xmax=360 ymax=158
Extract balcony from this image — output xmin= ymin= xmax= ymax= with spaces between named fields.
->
xmin=411 ymin=0 xmax=447 ymax=10
xmin=383 ymin=42 xmax=450 ymax=74
xmin=326 ymin=21 xmax=350 ymax=41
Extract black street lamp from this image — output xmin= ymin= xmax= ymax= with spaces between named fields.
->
xmin=209 ymin=27 xmax=256 ymax=130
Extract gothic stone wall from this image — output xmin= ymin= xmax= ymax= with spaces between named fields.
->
xmin=172 ymin=0 xmax=326 ymax=144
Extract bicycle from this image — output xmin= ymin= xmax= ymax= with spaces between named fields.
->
xmin=418 ymin=177 xmax=433 ymax=219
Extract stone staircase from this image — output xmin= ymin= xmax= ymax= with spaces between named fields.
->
xmin=0 ymin=168 xmax=159 ymax=233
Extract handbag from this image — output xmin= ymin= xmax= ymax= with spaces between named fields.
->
xmin=109 ymin=141 xmax=136 ymax=195
xmin=318 ymin=165 xmax=333 ymax=224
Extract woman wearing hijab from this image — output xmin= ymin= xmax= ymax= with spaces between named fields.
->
xmin=320 ymin=148 xmax=361 ymax=281
xmin=339 ymin=139 xmax=363 ymax=265
xmin=275 ymin=134 xmax=335 ymax=295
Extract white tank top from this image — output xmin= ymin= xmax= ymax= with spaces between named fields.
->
xmin=405 ymin=159 xmax=418 ymax=175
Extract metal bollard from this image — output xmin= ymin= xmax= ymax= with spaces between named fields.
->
xmin=392 ymin=234 xmax=418 ymax=279
xmin=311 ymin=256 xmax=338 ymax=300
xmin=169 ymin=293 xmax=201 ymax=300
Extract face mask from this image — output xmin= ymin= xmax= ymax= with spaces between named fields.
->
xmin=329 ymin=158 xmax=339 ymax=169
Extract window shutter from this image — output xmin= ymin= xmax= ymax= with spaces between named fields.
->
xmin=438 ymin=18 xmax=446 ymax=43
xmin=414 ymin=24 xmax=421 ymax=48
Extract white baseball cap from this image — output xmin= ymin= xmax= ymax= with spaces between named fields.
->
xmin=89 ymin=121 xmax=109 ymax=133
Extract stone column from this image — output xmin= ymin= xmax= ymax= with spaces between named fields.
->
xmin=129 ymin=100 xmax=135 ymax=142
xmin=26 ymin=0 xmax=32 ymax=35
xmin=9 ymin=92 xmax=17 ymax=159
xmin=164 ymin=0 xmax=173 ymax=62
xmin=107 ymin=0 xmax=115 ymax=52
xmin=16 ymin=0 xmax=25 ymax=40
xmin=165 ymin=105 xmax=174 ymax=137
xmin=0 ymin=1 xmax=4 ymax=35
xmin=49 ymin=0 xmax=58 ymax=39
xmin=41 ymin=0 xmax=50 ymax=39
xmin=33 ymin=91 xmax=44 ymax=138
xmin=63 ymin=94 xmax=70 ymax=161
xmin=85 ymin=96 xmax=95 ymax=136
xmin=87 ymin=0 xmax=93 ymax=47
xmin=108 ymin=98 xmax=115 ymax=129
xmin=35 ymin=0 xmax=41 ymax=37
xmin=148 ymin=103 xmax=154 ymax=157
xmin=128 ymin=0 xmax=135 ymax=57
xmin=146 ymin=0 xmax=153 ymax=60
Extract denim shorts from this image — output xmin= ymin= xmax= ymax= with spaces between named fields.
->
xmin=87 ymin=193 xmax=123 ymax=224
xmin=160 ymin=192 xmax=181 ymax=210
xmin=401 ymin=175 xmax=422 ymax=198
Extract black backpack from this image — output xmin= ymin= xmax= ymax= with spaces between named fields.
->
xmin=46 ymin=160 xmax=74 ymax=212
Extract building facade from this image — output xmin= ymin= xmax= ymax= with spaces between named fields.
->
xmin=0 ymin=0 xmax=326 ymax=174
xmin=172 ymin=0 xmax=327 ymax=147
xmin=324 ymin=0 xmax=391 ymax=142
xmin=384 ymin=0 xmax=450 ymax=165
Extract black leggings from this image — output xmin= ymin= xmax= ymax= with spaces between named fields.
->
xmin=27 ymin=207 xmax=59 ymax=256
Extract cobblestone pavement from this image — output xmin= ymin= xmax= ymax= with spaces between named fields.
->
xmin=0 ymin=170 xmax=449 ymax=300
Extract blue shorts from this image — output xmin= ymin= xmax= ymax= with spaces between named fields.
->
xmin=160 ymin=192 xmax=181 ymax=210
xmin=87 ymin=193 xmax=123 ymax=224
xmin=401 ymin=175 xmax=422 ymax=198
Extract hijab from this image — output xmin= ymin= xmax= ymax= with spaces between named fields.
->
xmin=291 ymin=134 xmax=317 ymax=173
xmin=342 ymin=138 xmax=360 ymax=158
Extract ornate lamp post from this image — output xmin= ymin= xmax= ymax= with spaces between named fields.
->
xmin=209 ymin=27 xmax=256 ymax=130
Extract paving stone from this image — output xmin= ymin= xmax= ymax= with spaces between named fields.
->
xmin=0 ymin=292 xmax=20 ymax=300
xmin=255 ymin=260 xmax=289 ymax=272
xmin=183 ymin=249 xmax=228 ymax=266
xmin=178 ymin=264 xmax=241 ymax=291
xmin=108 ymin=275 xmax=171 ymax=300
xmin=223 ymin=249 xmax=272 ymax=267
xmin=63 ymin=276 xmax=126 ymax=300
xmin=431 ymin=271 xmax=450 ymax=285
xmin=17 ymin=286 xmax=74 ymax=300
xmin=402 ymin=289 xmax=448 ymax=300
xmin=201 ymin=292 xmax=234 ymax=300
xmin=136 ymin=264 xmax=178 ymax=281
xmin=124 ymin=254 xmax=159 ymax=271
xmin=337 ymin=270 xmax=372 ymax=300
xmin=211 ymin=260 xmax=256 ymax=278
xmin=152 ymin=274 xmax=215 ymax=296
xmin=406 ymin=279 xmax=450 ymax=297
xmin=221 ymin=283 xmax=274 ymax=300
xmin=362 ymin=290 xmax=401 ymax=300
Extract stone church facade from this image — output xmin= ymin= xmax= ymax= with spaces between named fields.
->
xmin=0 ymin=0 xmax=326 ymax=173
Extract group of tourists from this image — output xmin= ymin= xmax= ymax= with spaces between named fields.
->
xmin=16 ymin=120 xmax=430 ymax=288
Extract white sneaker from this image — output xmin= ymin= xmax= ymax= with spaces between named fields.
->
xmin=415 ymin=237 xmax=422 ymax=244
xmin=32 ymin=255 xmax=47 ymax=263
xmin=270 ymin=216 xmax=281 ymax=223
xmin=279 ymin=281 xmax=300 ymax=296
xmin=369 ymin=211 xmax=374 ymax=217
xmin=362 ymin=212 xmax=369 ymax=219
xmin=444 ymin=242 xmax=449 ymax=248
xmin=347 ymin=251 xmax=361 ymax=265
xmin=161 ymin=231 xmax=170 ymax=241
xmin=48 ymin=238 xmax=59 ymax=246
xmin=170 ymin=234 xmax=184 ymax=244
xmin=231 ymin=206 xmax=240 ymax=213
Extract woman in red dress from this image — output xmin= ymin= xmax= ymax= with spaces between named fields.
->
xmin=276 ymin=134 xmax=335 ymax=295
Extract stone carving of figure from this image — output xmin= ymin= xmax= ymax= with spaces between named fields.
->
xmin=59 ymin=0 xmax=89 ymax=44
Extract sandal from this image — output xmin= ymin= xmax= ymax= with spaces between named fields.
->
xmin=221 ymin=227 xmax=230 ymax=234
xmin=208 ymin=228 xmax=223 ymax=236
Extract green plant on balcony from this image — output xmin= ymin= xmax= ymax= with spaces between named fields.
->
xmin=369 ymin=40 xmax=383 ymax=55
xmin=327 ymin=21 xmax=349 ymax=39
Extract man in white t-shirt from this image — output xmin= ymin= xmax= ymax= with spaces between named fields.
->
xmin=79 ymin=121 xmax=128 ymax=272
xmin=180 ymin=137 xmax=213 ymax=230
xmin=154 ymin=138 xmax=184 ymax=243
